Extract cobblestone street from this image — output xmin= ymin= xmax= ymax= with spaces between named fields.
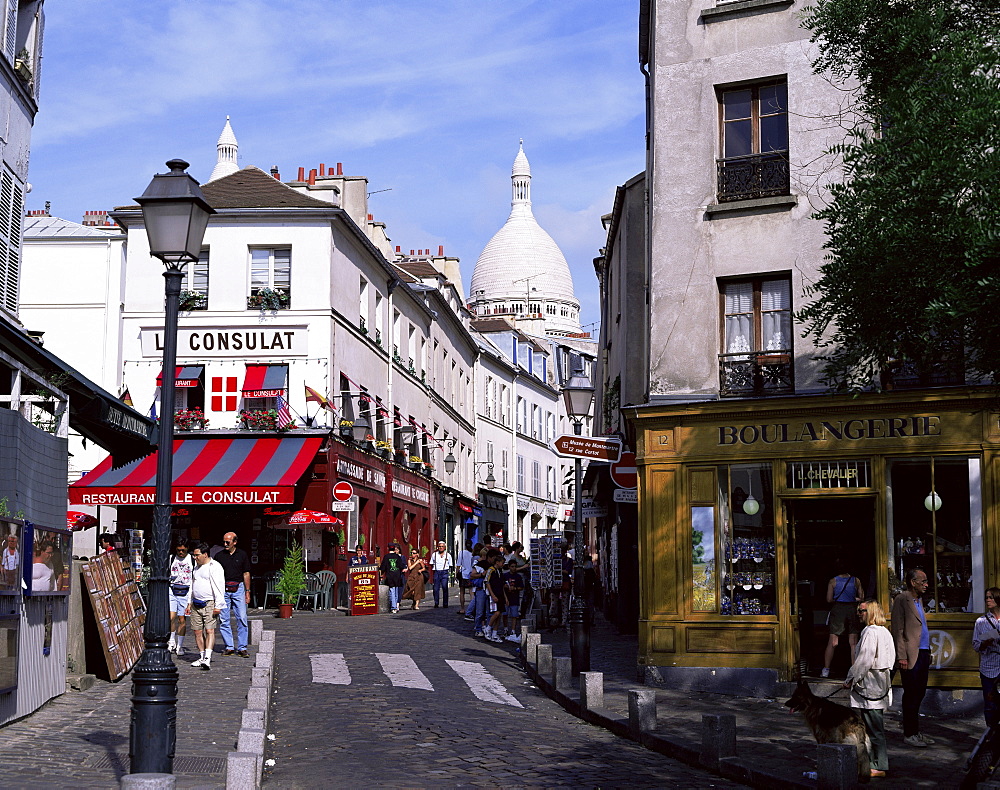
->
xmin=263 ymin=604 xmax=746 ymax=789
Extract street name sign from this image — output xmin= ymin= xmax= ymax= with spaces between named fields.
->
xmin=552 ymin=435 xmax=622 ymax=462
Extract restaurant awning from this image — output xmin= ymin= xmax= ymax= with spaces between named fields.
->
xmin=242 ymin=364 xmax=287 ymax=397
xmin=69 ymin=435 xmax=324 ymax=506
xmin=156 ymin=366 xmax=204 ymax=388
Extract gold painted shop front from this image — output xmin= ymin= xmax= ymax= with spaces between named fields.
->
xmin=631 ymin=389 xmax=1000 ymax=689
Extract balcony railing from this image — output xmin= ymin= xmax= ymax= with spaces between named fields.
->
xmin=717 ymin=152 xmax=790 ymax=203
xmin=719 ymin=350 xmax=794 ymax=397
xmin=881 ymin=357 xmax=966 ymax=390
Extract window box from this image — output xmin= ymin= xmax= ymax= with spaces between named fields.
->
xmin=179 ymin=290 xmax=207 ymax=311
xmin=174 ymin=409 xmax=209 ymax=431
xmin=247 ymin=287 xmax=290 ymax=311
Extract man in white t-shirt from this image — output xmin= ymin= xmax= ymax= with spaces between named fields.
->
xmin=2 ymin=533 xmax=19 ymax=590
xmin=187 ymin=542 xmax=226 ymax=671
xmin=428 ymin=540 xmax=454 ymax=608
xmin=168 ymin=540 xmax=194 ymax=656
xmin=456 ymin=540 xmax=474 ymax=609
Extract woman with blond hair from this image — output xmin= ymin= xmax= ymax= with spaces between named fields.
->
xmin=843 ymin=599 xmax=895 ymax=778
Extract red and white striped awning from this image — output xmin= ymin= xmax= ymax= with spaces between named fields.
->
xmin=68 ymin=435 xmax=323 ymax=506
xmin=156 ymin=366 xmax=204 ymax=388
xmin=242 ymin=364 xmax=287 ymax=397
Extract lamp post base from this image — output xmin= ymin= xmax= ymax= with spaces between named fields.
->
xmin=569 ymin=597 xmax=590 ymax=675
xmin=129 ymin=646 xmax=178 ymax=774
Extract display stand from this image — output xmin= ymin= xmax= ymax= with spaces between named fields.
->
xmin=80 ymin=552 xmax=147 ymax=681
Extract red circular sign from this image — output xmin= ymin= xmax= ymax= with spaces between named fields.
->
xmin=333 ymin=481 xmax=354 ymax=502
xmin=610 ymin=452 xmax=637 ymax=489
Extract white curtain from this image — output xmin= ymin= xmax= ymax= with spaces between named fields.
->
xmin=761 ymin=280 xmax=791 ymax=351
xmin=724 ymin=282 xmax=753 ymax=354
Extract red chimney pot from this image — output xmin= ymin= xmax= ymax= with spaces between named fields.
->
xmin=308 ymin=169 xmax=317 ymax=185
xmin=319 ymin=163 xmax=326 ymax=176
xmin=297 ymin=167 xmax=305 ymax=181
xmin=438 ymin=245 xmax=444 ymax=256
xmin=336 ymin=162 xmax=343 ymax=176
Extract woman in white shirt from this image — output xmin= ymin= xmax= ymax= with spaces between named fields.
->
xmin=843 ymin=599 xmax=896 ymax=778
xmin=32 ymin=542 xmax=56 ymax=592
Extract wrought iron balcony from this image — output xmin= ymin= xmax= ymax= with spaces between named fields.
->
xmin=881 ymin=358 xmax=966 ymax=390
xmin=717 ymin=152 xmax=790 ymax=203
xmin=719 ymin=350 xmax=794 ymax=397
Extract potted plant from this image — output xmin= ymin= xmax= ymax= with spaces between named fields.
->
xmin=174 ymin=408 xmax=208 ymax=430
xmin=276 ymin=541 xmax=306 ymax=618
xmin=247 ymin=287 xmax=290 ymax=311
xmin=375 ymin=439 xmax=392 ymax=457
xmin=409 ymin=454 xmax=423 ymax=470
xmin=178 ymin=289 xmax=206 ymax=311
xmin=339 ymin=418 xmax=354 ymax=438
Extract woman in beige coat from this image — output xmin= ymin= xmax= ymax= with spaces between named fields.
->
xmin=844 ymin=599 xmax=896 ymax=778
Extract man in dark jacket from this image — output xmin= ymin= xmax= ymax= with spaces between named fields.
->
xmin=380 ymin=544 xmax=406 ymax=613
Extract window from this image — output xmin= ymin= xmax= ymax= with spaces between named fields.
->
xmin=502 ymin=449 xmax=509 ymax=489
xmin=531 ymin=404 xmax=540 ymax=439
xmin=392 ymin=310 xmax=401 ymax=360
xmin=516 ymin=455 xmax=526 ymax=494
xmin=546 ymin=465 xmax=555 ymax=500
xmin=532 ymin=460 xmax=541 ymax=497
xmin=181 ymin=250 xmax=209 ymax=310
xmin=374 ymin=293 xmax=384 ymax=346
xmin=719 ymin=277 xmax=794 ymax=397
xmin=516 ymin=397 xmax=527 ymax=434
xmin=359 ymin=277 xmax=369 ymax=333
xmin=717 ymin=81 xmax=789 ymax=202
xmin=249 ymin=248 xmax=291 ymax=308
xmin=546 ymin=412 xmax=556 ymax=443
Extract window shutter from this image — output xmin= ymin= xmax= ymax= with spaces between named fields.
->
xmin=31 ymin=7 xmax=43 ymax=99
xmin=3 ymin=0 xmax=15 ymax=64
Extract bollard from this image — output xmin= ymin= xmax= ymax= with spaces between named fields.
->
xmin=628 ymin=688 xmax=657 ymax=737
xmin=238 ymin=727 xmax=266 ymax=756
xmin=120 ymin=775 xmax=176 ymax=790
xmin=250 ymin=619 xmax=263 ymax=646
xmin=257 ymin=639 xmax=274 ymax=655
xmin=817 ymin=743 xmax=859 ymax=790
xmin=700 ymin=713 xmax=736 ymax=770
xmin=226 ymin=752 xmax=260 ymax=790
xmin=524 ymin=633 xmax=541 ymax=665
xmin=241 ymin=709 xmax=265 ymax=731
xmin=251 ymin=667 xmax=271 ymax=690
xmin=535 ymin=644 xmax=553 ymax=678
xmin=523 ymin=615 xmax=537 ymax=632
xmin=254 ymin=651 xmax=273 ymax=670
xmin=552 ymin=656 xmax=572 ymax=691
xmin=580 ymin=672 xmax=604 ymax=710
xmin=246 ymin=685 xmax=268 ymax=711
xmin=259 ymin=629 xmax=275 ymax=643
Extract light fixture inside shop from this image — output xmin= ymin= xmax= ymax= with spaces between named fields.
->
xmin=924 ymin=491 xmax=943 ymax=512
xmin=743 ymin=469 xmax=760 ymax=516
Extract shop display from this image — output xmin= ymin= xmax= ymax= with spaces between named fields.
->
xmin=81 ymin=551 xmax=147 ymax=681
xmin=722 ymin=536 xmax=776 ymax=616
xmin=530 ymin=536 xmax=564 ymax=590
xmin=897 ymin=536 xmax=972 ymax=613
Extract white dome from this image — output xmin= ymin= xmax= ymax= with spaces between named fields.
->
xmin=208 ymin=116 xmax=239 ymax=182
xmin=470 ymin=143 xmax=580 ymax=335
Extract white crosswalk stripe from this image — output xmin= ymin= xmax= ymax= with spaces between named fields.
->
xmin=309 ymin=653 xmax=351 ymax=685
xmin=374 ymin=652 xmax=434 ymax=690
xmin=445 ymin=659 xmax=524 ymax=708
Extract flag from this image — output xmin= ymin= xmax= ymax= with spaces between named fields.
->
xmin=304 ymin=385 xmax=331 ymax=411
xmin=276 ymin=396 xmax=294 ymax=429
xmin=149 ymin=400 xmax=157 ymax=420
xmin=120 ymin=388 xmax=134 ymax=408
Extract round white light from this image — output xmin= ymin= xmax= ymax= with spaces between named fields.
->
xmin=924 ymin=492 xmax=942 ymax=512
xmin=743 ymin=495 xmax=760 ymax=516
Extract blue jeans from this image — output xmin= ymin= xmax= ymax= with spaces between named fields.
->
xmin=433 ymin=570 xmax=450 ymax=606
xmin=474 ymin=588 xmax=488 ymax=632
xmin=388 ymin=584 xmax=401 ymax=611
xmin=218 ymin=583 xmax=248 ymax=651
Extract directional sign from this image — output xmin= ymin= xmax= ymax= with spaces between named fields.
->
xmin=333 ymin=481 xmax=354 ymax=502
xmin=610 ymin=451 xmax=637 ymax=489
xmin=552 ymin=435 xmax=622 ymax=462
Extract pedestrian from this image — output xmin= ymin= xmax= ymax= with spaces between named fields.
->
xmin=484 ymin=551 xmax=507 ymax=642
xmin=214 ymin=532 xmax=252 ymax=658
xmin=349 ymin=545 xmax=368 ymax=567
xmin=2 ymin=531 xmax=19 ymax=590
xmin=429 ymin=540 xmax=454 ymax=608
xmin=464 ymin=542 xmax=485 ymax=619
xmin=380 ymin=543 xmax=406 ymax=613
xmin=467 ymin=548 xmax=488 ymax=632
xmin=973 ymin=587 xmax=1000 ymax=727
xmin=99 ymin=533 xmax=117 ymax=554
xmin=890 ymin=568 xmax=935 ymax=747
xmin=187 ymin=542 xmax=226 ymax=671
xmin=168 ymin=539 xmax=194 ymax=657
xmin=843 ymin=599 xmax=895 ymax=778
xmin=457 ymin=540 xmax=475 ymax=609
xmin=402 ymin=549 xmax=426 ymax=610
xmin=503 ymin=559 xmax=524 ymax=642
xmin=822 ymin=560 xmax=864 ymax=678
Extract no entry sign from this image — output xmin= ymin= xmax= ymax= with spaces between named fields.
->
xmin=610 ymin=451 xmax=637 ymax=489
xmin=333 ymin=480 xmax=354 ymax=502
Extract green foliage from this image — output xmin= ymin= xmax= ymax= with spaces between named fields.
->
xmin=276 ymin=541 xmax=307 ymax=605
xmin=692 ymin=529 xmax=705 ymax=564
xmin=796 ymin=0 xmax=1000 ymax=390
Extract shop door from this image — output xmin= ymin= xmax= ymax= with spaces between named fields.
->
xmin=787 ymin=498 xmax=877 ymax=678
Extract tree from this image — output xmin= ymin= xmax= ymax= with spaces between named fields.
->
xmin=796 ymin=0 xmax=1000 ymax=391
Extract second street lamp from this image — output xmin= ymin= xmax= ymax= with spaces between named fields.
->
xmin=562 ymin=356 xmax=595 ymax=676
xmin=129 ymin=159 xmax=214 ymax=775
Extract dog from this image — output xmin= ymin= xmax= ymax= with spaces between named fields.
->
xmin=785 ymin=681 xmax=872 ymax=783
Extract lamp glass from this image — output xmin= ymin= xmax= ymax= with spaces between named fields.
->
xmin=485 ymin=469 xmax=496 ymax=489
xmin=352 ymin=415 xmax=370 ymax=442
xmin=562 ymin=372 xmax=595 ymax=418
xmin=444 ymin=452 xmax=457 ymax=474
xmin=742 ymin=495 xmax=760 ymax=516
xmin=924 ymin=491 xmax=943 ymax=512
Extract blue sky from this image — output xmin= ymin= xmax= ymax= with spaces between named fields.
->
xmin=26 ymin=0 xmax=645 ymax=332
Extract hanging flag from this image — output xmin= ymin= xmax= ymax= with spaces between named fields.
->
xmin=304 ymin=385 xmax=331 ymax=411
xmin=120 ymin=388 xmax=134 ymax=408
xmin=276 ymin=396 xmax=294 ymax=429
xmin=149 ymin=400 xmax=157 ymax=420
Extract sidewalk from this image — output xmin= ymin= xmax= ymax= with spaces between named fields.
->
xmin=0 ymin=632 xmax=260 ymax=789
xmin=529 ymin=615 xmax=984 ymax=789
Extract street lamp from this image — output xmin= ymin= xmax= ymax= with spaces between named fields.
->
xmin=562 ymin=356 xmax=595 ymax=675
xmin=130 ymin=159 xmax=214 ymax=775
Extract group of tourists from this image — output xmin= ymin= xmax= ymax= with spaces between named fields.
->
xmin=456 ymin=540 xmax=530 ymax=644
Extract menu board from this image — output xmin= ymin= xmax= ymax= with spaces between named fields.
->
xmin=348 ymin=565 xmax=379 ymax=615
xmin=81 ymin=552 xmax=146 ymax=681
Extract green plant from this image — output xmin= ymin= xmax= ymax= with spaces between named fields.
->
xmin=276 ymin=542 xmax=307 ymax=605
xmin=179 ymin=290 xmax=206 ymax=310
xmin=174 ymin=408 xmax=208 ymax=430
xmin=358 ymin=533 xmax=366 ymax=547
xmin=247 ymin=287 xmax=289 ymax=311
xmin=0 ymin=497 xmax=9 ymax=517
xmin=420 ymin=545 xmax=429 ymax=557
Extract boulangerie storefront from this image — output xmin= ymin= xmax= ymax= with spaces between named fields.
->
xmin=629 ymin=387 xmax=999 ymax=696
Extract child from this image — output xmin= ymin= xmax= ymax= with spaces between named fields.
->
xmin=484 ymin=553 xmax=507 ymax=643
xmin=503 ymin=559 xmax=525 ymax=642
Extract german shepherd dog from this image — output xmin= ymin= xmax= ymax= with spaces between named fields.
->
xmin=785 ymin=681 xmax=872 ymax=783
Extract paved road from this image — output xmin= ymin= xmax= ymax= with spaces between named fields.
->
xmin=262 ymin=604 xmax=746 ymax=789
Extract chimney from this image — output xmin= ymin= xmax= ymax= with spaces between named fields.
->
xmin=308 ymin=169 xmax=317 ymax=185
xmin=319 ymin=163 xmax=326 ymax=176
xmin=438 ymin=245 xmax=444 ymax=256
xmin=270 ymin=165 xmax=281 ymax=180
xmin=395 ymin=246 xmax=401 ymax=253
xmin=296 ymin=167 xmax=305 ymax=182
xmin=336 ymin=162 xmax=343 ymax=176
xmin=367 ymin=214 xmax=373 ymax=221
xmin=410 ymin=250 xmax=415 ymax=256
xmin=82 ymin=210 xmax=110 ymax=226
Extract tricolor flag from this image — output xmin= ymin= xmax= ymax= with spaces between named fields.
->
xmin=276 ymin=396 xmax=294 ymax=429
xmin=304 ymin=385 xmax=332 ymax=411
xmin=120 ymin=388 xmax=134 ymax=408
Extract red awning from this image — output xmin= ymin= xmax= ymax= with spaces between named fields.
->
xmin=156 ymin=366 xmax=204 ymax=388
xmin=69 ymin=435 xmax=323 ymax=506
xmin=242 ymin=364 xmax=287 ymax=397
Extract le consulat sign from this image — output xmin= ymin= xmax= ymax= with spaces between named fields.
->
xmin=140 ymin=326 xmax=308 ymax=358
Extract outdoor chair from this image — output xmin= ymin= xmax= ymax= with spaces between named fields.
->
xmin=296 ymin=572 xmax=324 ymax=611
xmin=262 ymin=572 xmax=283 ymax=610
xmin=315 ymin=570 xmax=336 ymax=610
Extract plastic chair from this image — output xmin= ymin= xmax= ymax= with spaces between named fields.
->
xmin=315 ymin=570 xmax=336 ymax=610
xmin=296 ymin=572 xmax=324 ymax=610
xmin=262 ymin=572 xmax=283 ymax=609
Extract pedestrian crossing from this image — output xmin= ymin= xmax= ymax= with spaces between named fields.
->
xmin=309 ymin=652 xmax=524 ymax=708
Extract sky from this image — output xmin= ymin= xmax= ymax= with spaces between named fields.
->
xmin=25 ymin=0 xmax=645 ymax=334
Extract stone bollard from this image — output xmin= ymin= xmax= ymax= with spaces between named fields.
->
xmin=523 ymin=615 xmax=537 ymax=632
xmin=226 ymin=752 xmax=260 ymax=790
xmin=700 ymin=713 xmax=736 ymax=770
xmin=535 ymin=644 xmax=553 ymax=678
xmin=260 ymin=629 xmax=275 ymax=643
xmin=379 ymin=584 xmax=390 ymax=613
xmin=120 ymin=775 xmax=176 ymax=790
xmin=628 ymin=689 xmax=657 ymax=737
xmin=580 ymin=672 xmax=604 ymax=710
xmin=817 ymin=743 xmax=859 ymax=790
xmin=552 ymin=656 xmax=572 ymax=691
xmin=246 ymin=685 xmax=268 ymax=711
xmin=250 ymin=619 xmax=263 ymax=646
xmin=524 ymin=633 xmax=541 ymax=665
xmin=242 ymin=709 xmax=265 ymax=731
xmin=238 ymin=727 xmax=266 ymax=757
xmin=251 ymin=667 xmax=271 ymax=691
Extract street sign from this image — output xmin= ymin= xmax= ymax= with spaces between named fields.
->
xmin=333 ymin=480 xmax=354 ymax=502
xmin=552 ymin=435 xmax=622 ymax=462
xmin=610 ymin=451 xmax=637 ymax=489
xmin=329 ymin=501 xmax=356 ymax=511
xmin=613 ymin=488 xmax=638 ymax=503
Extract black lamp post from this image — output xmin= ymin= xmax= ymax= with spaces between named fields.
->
xmin=562 ymin=356 xmax=595 ymax=676
xmin=130 ymin=160 xmax=214 ymax=775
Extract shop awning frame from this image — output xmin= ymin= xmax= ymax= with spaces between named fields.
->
xmin=242 ymin=364 xmax=288 ymax=397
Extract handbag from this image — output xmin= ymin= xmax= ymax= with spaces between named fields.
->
xmin=421 ymin=570 xmax=429 ymax=583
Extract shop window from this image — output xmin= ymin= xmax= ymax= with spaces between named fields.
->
xmin=888 ymin=457 xmax=982 ymax=614
xmin=692 ymin=506 xmax=717 ymax=612
xmin=718 ymin=463 xmax=776 ymax=616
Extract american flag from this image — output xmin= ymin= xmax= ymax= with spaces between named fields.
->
xmin=275 ymin=396 xmax=294 ymax=429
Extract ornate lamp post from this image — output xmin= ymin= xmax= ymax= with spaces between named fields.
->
xmin=562 ymin=356 xmax=595 ymax=675
xmin=129 ymin=160 xmax=214 ymax=775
